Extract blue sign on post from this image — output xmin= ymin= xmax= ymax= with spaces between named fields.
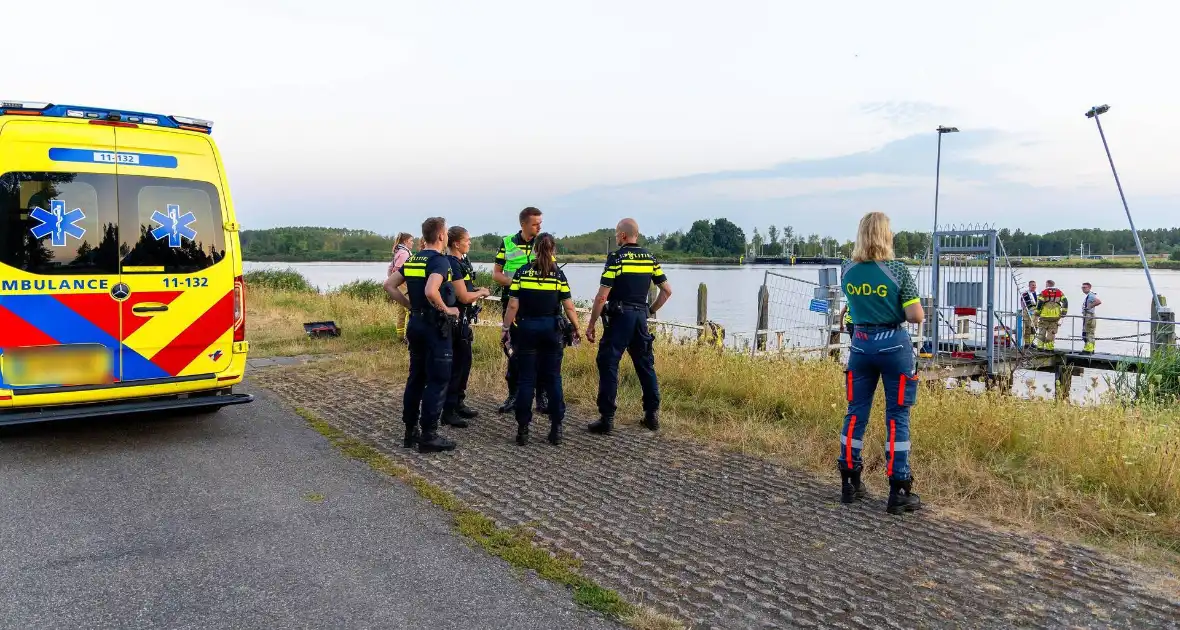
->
xmin=809 ymin=298 xmax=829 ymax=313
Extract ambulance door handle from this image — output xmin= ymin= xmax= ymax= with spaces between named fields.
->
xmin=132 ymin=303 xmax=169 ymax=314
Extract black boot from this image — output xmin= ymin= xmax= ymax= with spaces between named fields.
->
xmin=839 ymin=465 xmax=867 ymax=504
xmin=886 ymin=478 xmax=922 ymax=515
xmin=547 ymin=422 xmax=563 ymax=446
xmin=418 ymin=431 xmax=456 ymax=453
xmin=497 ymin=391 xmax=517 ymax=414
xmin=587 ymin=416 xmax=613 ymax=435
xmin=641 ymin=410 xmax=660 ymax=431
xmin=516 ymin=424 xmax=530 ymax=446
xmin=402 ymin=424 xmax=420 ymax=449
xmin=441 ymin=409 xmax=469 ymax=429
xmin=456 ymin=402 xmax=479 ymax=419
xmin=536 ymin=390 xmax=550 ymax=415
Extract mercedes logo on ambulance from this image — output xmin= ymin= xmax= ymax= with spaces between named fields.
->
xmin=110 ymin=282 xmax=130 ymax=301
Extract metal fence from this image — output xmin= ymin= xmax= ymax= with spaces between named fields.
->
xmin=744 ymin=270 xmax=836 ymax=357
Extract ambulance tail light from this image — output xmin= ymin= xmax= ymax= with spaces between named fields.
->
xmin=233 ymin=275 xmax=246 ymax=342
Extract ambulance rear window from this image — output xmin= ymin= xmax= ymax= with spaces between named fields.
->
xmin=118 ymin=176 xmax=226 ymax=274
xmin=0 ymin=172 xmax=120 ymax=275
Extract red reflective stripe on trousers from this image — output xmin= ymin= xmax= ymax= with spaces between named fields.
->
xmin=845 ymin=415 xmax=856 ymax=464
xmin=846 ymin=371 xmax=853 ymax=402
xmin=898 ymin=374 xmax=906 ymax=405
xmin=887 ymin=418 xmax=896 ymax=477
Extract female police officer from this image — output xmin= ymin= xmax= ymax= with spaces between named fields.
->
xmin=442 ymin=226 xmax=491 ymax=428
xmin=500 ymin=233 xmax=580 ymax=446
xmin=838 ymin=211 xmax=925 ymax=514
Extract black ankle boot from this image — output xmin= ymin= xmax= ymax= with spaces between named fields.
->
xmin=587 ymin=416 xmax=613 ymax=435
xmin=641 ymin=410 xmax=660 ymax=431
xmin=547 ymin=423 xmax=563 ymax=446
xmin=839 ymin=465 xmax=867 ymax=504
xmin=497 ymin=392 xmax=517 ymax=414
xmin=441 ymin=409 xmax=469 ymax=429
xmin=456 ymin=403 xmax=479 ymax=419
xmin=536 ymin=391 xmax=550 ymax=414
xmin=402 ymin=425 xmax=420 ymax=449
xmin=886 ymin=478 xmax=922 ymax=515
xmin=516 ymin=424 xmax=529 ymax=446
xmin=418 ymin=432 xmax=456 ymax=453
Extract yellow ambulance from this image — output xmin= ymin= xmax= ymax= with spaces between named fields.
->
xmin=0 ymin=100 xmax=251 ymax=425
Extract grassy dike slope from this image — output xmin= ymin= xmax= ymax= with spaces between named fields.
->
xmin=246 ymin=274 xmax=1180 ymax=570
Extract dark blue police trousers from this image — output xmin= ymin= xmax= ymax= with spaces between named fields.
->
xmin=596 ymin=308 xmax=659 ymax=418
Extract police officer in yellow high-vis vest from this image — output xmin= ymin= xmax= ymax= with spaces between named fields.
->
xmin=493 ymin=207 xmax=548 ymax=414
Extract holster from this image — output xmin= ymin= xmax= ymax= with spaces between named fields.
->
xmin=558 ymin=317 xmax=574 ymax=347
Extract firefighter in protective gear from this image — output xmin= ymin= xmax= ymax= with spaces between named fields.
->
xmin=493 ymin=207 xmax=551 ymax=415
xmin=1081 ymin=282 xmax=1102 ymax=354
xmin=1036 ymin=280 xmax=1068 ymax=351
xmin=1020 ymin=280 xmax=1038 ymax=349
xmin=838 ymin=212 xmax=925 ymax=515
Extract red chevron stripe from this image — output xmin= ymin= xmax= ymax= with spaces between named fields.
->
xmin=0 ymin=304 xmax=58 ymax=348
xmin=149 ymin=290 xmax=234 ymax=376
xmin=120 ymin=291 xmax=184 ymax=339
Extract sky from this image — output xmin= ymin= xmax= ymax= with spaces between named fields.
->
xmin=6 ymin=0 xmax=1179 ymax=240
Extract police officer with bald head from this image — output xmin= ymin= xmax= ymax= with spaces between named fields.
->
xmin=585 ymin=218 xmax=672 ymax=434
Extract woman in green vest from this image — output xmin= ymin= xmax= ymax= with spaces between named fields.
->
xmin=838 ymin=211 xmax=925 ymax=515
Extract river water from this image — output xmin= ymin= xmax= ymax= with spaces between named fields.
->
xmin=245 ymin=260 xmax=1179 ymax=333
xmin=245 ymin=260 xmax=1180 ymax=403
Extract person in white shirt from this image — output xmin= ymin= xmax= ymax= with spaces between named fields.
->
xmin=1020 ymin=280 xmax=1038 ymax=349
xmin=1081 ymin=282 xmax=1102 ymax=354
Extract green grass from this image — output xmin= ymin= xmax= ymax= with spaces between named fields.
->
xmin=331 ymin=279 xmax=386 ymax=302
xmin=292 ymin=407 xmax=658 ymax=625
xmin=245 ymin=268 xmax=320 ymax=292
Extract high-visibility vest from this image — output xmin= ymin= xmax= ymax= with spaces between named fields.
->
xmin=502 ymin=235 xmax=533 ymax=276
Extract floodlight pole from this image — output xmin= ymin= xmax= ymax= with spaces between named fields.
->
xmin=1086 ymin=105 xmax=1161 ymax=312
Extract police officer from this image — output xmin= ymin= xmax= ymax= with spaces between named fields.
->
xmin=501 ymin=233 xmax=580 ymax=446
xmin=383 ymin=217 xmax=459 ymax=454
xmin=839 ymin=211 xmax=924 ymax=515
xmin=441 ymin=225 xmax=492 ymax=428
xmin=585 ymin=218 xmax=672 ymax=434
xmin=493 ymin=207 xmax=549 ymax=414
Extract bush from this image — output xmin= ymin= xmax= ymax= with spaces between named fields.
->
xmin=244 ymin=269 xmax=318 ymax=292
xmin=332 ymin=279 xmax=387 ymax=302
xmin=1169 ymin=247 xmax=1180 ymax=262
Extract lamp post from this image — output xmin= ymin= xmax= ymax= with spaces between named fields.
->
xmin=932 ymin=125 xmax=959 ymax=238
xmin=1086 ymin=105 xmax=1162 ymax=312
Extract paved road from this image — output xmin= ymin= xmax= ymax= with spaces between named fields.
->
xmin=0 ymin=385 xmax=614 ymax=630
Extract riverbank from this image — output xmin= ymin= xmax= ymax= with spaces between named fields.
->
xmin=246 ymin=275 xmax=1179 ymax=569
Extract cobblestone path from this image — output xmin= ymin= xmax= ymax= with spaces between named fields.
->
xmin=256 ymin=366 xmax=1179 ymax=630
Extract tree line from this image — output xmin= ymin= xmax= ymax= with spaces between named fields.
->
xmin=240 ymin=224 xmax=1180 ymax=263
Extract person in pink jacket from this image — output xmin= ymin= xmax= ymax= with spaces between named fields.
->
xmin=389 ymin=233 xmax=415 ymax=340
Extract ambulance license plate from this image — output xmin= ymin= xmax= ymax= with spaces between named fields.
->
xmin=2 ymin=344 xmax=115 ymax=387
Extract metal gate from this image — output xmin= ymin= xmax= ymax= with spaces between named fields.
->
xmin=750 ymin=270 xmax=837 ymax=356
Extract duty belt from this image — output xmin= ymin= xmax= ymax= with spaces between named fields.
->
xmin=611 ymin=302 xmax=649 ymax=312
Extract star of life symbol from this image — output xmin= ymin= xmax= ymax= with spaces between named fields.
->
xmin=150 ymin=204 xmax=198 ymax=248
xmin=30 ymin=200 xmax=86 ymax=247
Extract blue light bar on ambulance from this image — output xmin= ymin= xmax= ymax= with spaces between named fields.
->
xmin=0 ymin=100 xmax=213 ymax=134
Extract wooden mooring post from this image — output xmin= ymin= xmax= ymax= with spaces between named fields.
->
xmin=755 ymin=285 xmax=770 ymax=351
xmin=696 ymin=283 xmax=708 ymax=341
